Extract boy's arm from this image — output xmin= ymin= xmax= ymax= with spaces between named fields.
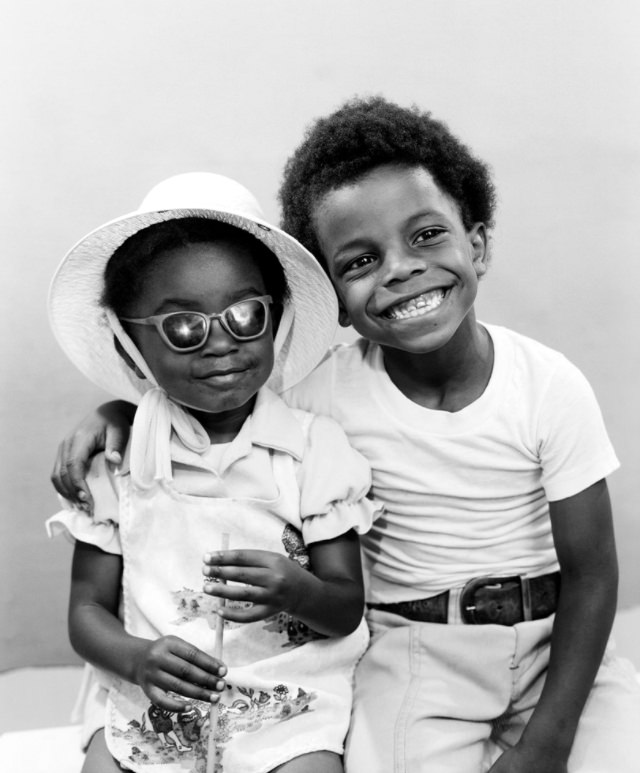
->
xmin=51 ymin=401 xmax=135 ymax=509
xmin=490 ymin=478 xmax=618 ymax=773
xmin=203 ymin=528 xmax=365 ymax=637
xmin=70 ymin=540 xmax=226 ymax=711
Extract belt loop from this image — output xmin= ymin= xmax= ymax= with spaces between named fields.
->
xmin=521 ymin=577 xmax=533 ymax=621
xmin=448 ymin=587 xmax=462 ymax=624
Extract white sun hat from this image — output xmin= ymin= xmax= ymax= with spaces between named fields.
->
xmin=48 ymin=172 xmax=338 ymax=403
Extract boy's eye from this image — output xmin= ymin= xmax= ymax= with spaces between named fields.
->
xmin=343 ymin=254 xmax=376 ymax=275
xmin=413 ymin=227 xmax=445 ymax=244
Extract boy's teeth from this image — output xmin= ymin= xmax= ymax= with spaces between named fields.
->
xmin=384 ymin=289 xmax=445 ymax=319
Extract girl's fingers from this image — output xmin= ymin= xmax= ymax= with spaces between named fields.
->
xmin=203 ymin=549 xmax=274 ymax=568
xmin=202 ymin=581 xmax=265 ymax=604
xmin=217 ymin=603 xmax=274 ymax=623
xmin=155 ymin=673 xmax=225 ymax=705
xmin=149 ymin=649 xmax=227 ymax=705
xmin=162 ymin=643 xmax=227 ymax=685
xmin=202 ymin=564 xmax=268 ymax=587
xmin=144 ymin=684 xmax=192 ymax=713
xmin=164 ymin=636 xmax=224 ymax=667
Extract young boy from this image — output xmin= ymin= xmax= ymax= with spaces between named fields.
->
xmin=52 ymin=98 xmax=640 ymax=772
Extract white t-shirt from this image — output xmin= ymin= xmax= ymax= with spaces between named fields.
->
xmin=285 ymin=324 xmax=619 ymax=603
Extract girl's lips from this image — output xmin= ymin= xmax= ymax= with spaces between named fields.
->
xmin=381 ymin=288 xmax=448 ymax=320
xmin=195 ymin=367 xmax=247 ymax=380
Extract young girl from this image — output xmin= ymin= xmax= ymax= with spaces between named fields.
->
xmin=47 ymin=172 xmax=376 ymax=773
xmin=52 ymin=101 xmax=640 ymax=772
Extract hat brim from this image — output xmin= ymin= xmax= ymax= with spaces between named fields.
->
xmin=49 ymin=208 xmax=338 ymax=403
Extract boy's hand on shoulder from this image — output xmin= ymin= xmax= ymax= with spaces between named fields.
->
xmin=51 ymin=400 xmax=134 ymax=509
xmin=488 ymin=743 xmax=568 ymax=773
xmin=202 ymin=549 xmax=304 ymax=622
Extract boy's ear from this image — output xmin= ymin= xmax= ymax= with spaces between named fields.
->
xmin=114 ymin=336 xmax=146 ymax=380
xmin=337 ymin=301 xmax=351 ymax=328
xmin=469 ymin=223 xmax=489 ymax=278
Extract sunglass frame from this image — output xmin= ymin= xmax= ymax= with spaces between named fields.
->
xmin=121 ymin=295 xmax=273 ymax=352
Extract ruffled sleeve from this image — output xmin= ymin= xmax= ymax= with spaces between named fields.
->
xmin=46 ymin=453 xmax=122 ymax=555
xmin=297 ymin=413 xmax=383 ymax=545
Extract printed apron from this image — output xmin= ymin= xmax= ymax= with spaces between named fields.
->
xmin=105 ymin=449 xmax=369 ymax=773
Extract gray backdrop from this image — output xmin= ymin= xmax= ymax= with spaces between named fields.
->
xmin=2 ymin=0 xmax=639 ymax=671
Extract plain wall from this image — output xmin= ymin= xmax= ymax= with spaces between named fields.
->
xmin=1 ymin=0 xmax=639 ymax=670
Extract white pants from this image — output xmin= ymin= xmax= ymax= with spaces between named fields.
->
xmin=345 ymin=610 xmax=640 ymax=773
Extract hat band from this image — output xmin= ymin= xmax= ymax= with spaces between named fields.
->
xmin=130 ymin=387 xmax=210 ymax=489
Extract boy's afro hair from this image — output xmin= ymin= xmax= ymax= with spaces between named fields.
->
xmin=279 ymin=96 xmax=497 ymax=266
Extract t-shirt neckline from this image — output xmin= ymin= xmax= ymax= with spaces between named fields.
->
xmin=367 ymin=323 xmax=510 ymax=434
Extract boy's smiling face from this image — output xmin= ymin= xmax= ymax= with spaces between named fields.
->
xmin=313 ymin=164 xmax=488 ymax=357
xmin=122 ymin=240 xmax=275 ymax=430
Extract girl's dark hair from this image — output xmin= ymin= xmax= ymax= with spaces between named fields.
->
xmin=102 ymin=217 xmax=288 ymax=316
xmin=279 ymin=96 xmax=497 ymax=267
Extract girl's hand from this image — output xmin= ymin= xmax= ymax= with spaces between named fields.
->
xmin=133 ymin=634 xmax=227 ymax=712
xmin=51 ymin=401 xmax=134 ymax=510
xmin=202 ymin=549 xmax=304 ymax=622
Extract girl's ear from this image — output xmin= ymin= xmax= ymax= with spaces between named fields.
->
xmin=469 ymin=223 xmax=489 ymax=278
xmin=114 ymin=336 xmax=146 ymax=380
xmin=270 ymin=301 xmax=283 ymax=335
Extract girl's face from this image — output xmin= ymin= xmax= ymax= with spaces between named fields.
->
xmin=312 ymin=164 xmax=488 ymax=357
xmin=123 ymin=240 xmax=275 ymax=430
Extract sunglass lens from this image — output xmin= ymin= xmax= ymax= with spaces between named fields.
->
xmin=162 ymin=313 xmax=207 ymax=349
xmin=225 ymin=300 xmax=267 ymax=338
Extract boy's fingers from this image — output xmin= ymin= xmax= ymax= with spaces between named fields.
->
xmin=51 ymin=464 xmax=71 ymax=500
xmin=66 ymin=459 xmax=94 ymax=511
xmin=105 ymin=423 xmax=128 ymax=463
xmin=51 ymin=446 xmax=92 ymax=509
xmin=51 ymin=440 xmax=74 ymax=498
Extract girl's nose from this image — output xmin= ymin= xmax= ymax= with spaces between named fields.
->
xmin=381 ymin=248 xmax=426 ymax=285
xmin=200 ymin=318 xmax=239 ymax=355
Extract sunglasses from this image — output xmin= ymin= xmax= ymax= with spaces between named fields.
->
xmin=121 ymin=295 xmax=273 ymax=352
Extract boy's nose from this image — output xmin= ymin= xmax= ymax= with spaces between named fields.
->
xmin=381 ymin=248 xmax=426 ymax=285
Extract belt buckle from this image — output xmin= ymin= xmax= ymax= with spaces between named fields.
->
xmin=460 ymin=575 xmax=524 ymax=625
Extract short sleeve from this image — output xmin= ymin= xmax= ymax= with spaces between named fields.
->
xmin=537 ymin=359 xmax=619 ymax=502
xmin=297 ymin=413 xmax=383 ymax=545
xmin=46 ymin=453 xmax=123 ymax=555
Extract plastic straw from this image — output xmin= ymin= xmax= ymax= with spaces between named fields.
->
xmin=206 ymin=532 xmax=229 ymax=773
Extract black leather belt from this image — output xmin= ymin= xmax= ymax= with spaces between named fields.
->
xmin=367 ymin=572 xmax=560 ymax=626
